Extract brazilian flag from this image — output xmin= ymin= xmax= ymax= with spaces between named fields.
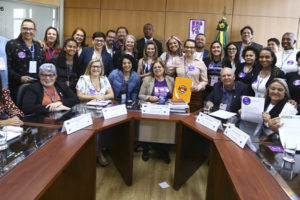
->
xmin=216 ymin=17 xmax=228 ymax=49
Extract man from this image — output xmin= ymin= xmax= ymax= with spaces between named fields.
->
xmin=205 ymin=67 xmax=249 ymax=113
xmin=113 ymin=26 xmax=128 ymax=52
xmin=275 ymin=32 xmax=298 ymax=74
xmin=267 ymin=38 xmax=280 ymax=53
xmin=234 ymin=26 xmax=263 ymax=62
xmin=194 ymin=33 xmax=209 ymax=61
xmin=103 ymin=30 xmax=116 ymax=58
xmin=0 ymin=36 xmax=9 ymax=88
xmin=137 ymin=23 xmax=163 ymax=59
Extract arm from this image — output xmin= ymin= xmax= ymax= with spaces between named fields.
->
xmin=0 ymin=116 xmax=23 ymax=126
xmin=6 ymin=41 xmax=22 ymax=85
xmin=2 ymin=89 xmax=24 ymax=118
xmin=59 ymin=83 xmax=80 ymax=108
xmin=22 ymin=86 xmax=49 ymax=114
xmin=194 ymin=63 xmax=208 ymax=91
xmin=130 ymin=75 xmax=141 ymax=102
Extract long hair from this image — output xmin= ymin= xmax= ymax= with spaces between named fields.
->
xmin=43 ymin=26 xmax=61 ymax=51
xmin=143 ymin=40 xmax=158 ymax=61
xmin=165 ymin=35 xmax=183 ymax=62
xmin=209 ymin=41 xmax=223 ymax=61
xmin=72 ymin=27 xmax=87 ymax=47
xmin=84 ymin=59 xmax=105 ymax=76
xmin=224 ymin=42 xmax=240 ymax=64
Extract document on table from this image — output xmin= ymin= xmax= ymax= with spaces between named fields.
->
xmin=279 ymin=115 xmax=300 ymax=150
xmin=241 ymin=96 xmax=264 ymax=123
xmin=209 ymin=109 xmax=236 ymax=119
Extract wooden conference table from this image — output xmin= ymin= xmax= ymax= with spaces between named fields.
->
xmin=0 ymin=109 xmax=293 ymax=200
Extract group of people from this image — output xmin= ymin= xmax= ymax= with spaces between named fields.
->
xmin=0 ymin=18 xmax=300 ymax=165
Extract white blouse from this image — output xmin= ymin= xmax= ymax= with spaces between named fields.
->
xmin=76 ymin=75 xmax=111 ymax=95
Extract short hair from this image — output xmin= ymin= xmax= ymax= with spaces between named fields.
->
xmin=296 ymin=51 xmax=300 ymax=61
xmin=184 ymin=39 xmax=196 ymax=47
xmin=72 ymin=27 xmax=87 ymax=47
xmin=106 ymin=29 xmax=116 ymax=37
xmin=119 ymin=54 xmax=136 ymax=71
xmin=39 ymin=63 xmax=57 ymax=75
xmin=116 ymin=26 xmax=128 ymax=35
xmin=240 ymin=26 xmax=253 ymax=35
xmin=43 ymin=26 xmax=60 ymax=51
xmin=195 ymin=33 xmax=206 ymax=38
xmin=92 ymin=32 xmax=105 ymax=40
xmin=143 ymin=40 xmax=158 ymax=60
xmin=63 ymin=38 xmax=78 ymax=49
xmin=283 ymin=32 xmax=296 ymax=41
xmin=265 ymin=78 xmax=290 ymax=99
xmin=84 ymin=59 xmax=105 ymax=76
xmin=267 ymin=38 xmax=280 ymax=46
xmin=143 ymin=23 xmax=153 ymax=30
xmin=242 ymin=46 xmax=259 ymax=60
xmin=21 ymin=19 xmax=36 ymax=29
xmin=150 ymin=59 xmax=166 ymax=77
xmin=259 ymin=47 xmax=277 ymax=67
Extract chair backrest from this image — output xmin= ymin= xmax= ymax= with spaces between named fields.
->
xmin=16 ymin=83 xmax=30 ymax=108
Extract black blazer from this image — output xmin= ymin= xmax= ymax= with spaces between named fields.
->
xmin=234 ymin=62 xmax=260 ymax=85
xmin=234 ymin=41 xmax=263 ymax=52
xmin=206 ymin=81 xmax=250 ymax=113
xmin=22 ymin=81 xmax=79 ymax=115
xmin=136 ymin=38 xmax=163 ymax=59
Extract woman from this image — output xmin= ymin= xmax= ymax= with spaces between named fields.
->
xmin=0 ymin=76 xmax=23 ymax=126
xmin=251 ymin=48 xmax=285 ymax=97
xmin=76 ymin=59 xmax=114 ymax=166
xmin=22 ymin=63 xmax=79 ymax=115
xmin=43 ymin=27 xmax=61 ymax=61
xmin=235 ymin=46 xmax=259 ymax=85
xmin=138 ymin=59 xmax=174 ymax=163
xmin=72 ymin=27 xmax=87 ymax=56
xmin=172 ymin=39 xmax=208 ymax=112
xmin=6 ymin=19 xmax=45 ymax=100
xmin=137 ymin=40 xmax=159 ymax=79
xmin=160 ymin=36 xmax=183 ymax=69
xmin=261 ymin=78 xmax=297 ymax=140
xmin=222 ymin=42 xmax=240 ymax=73
xmin=79 ymin=32 xmax=113 ymax=76
xmin=109 ymin=54 xmax=140 ymax=104
xmin=204 ymin=41 xmax=224 ymax=95
xmin=51 ymin=38 xmax=80 ymax=92
xmin=113 ymin=35 xmax=138 ymax=71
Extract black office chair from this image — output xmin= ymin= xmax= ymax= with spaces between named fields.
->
xmin=16 ymin=83 xmax=30 ymax=108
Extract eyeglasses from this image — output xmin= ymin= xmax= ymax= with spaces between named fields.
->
xmin=40 ymin=74 xmax=55 ymax=78
xmin=94 ymin=39 xmax=105 ymax=43
xmin=91 ymin=65 xmax=101 ymax=69
xmin=22 ymin=27 xmax=35 ymax=32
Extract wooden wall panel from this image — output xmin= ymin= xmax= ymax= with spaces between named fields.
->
xmin=167 ymin=0 xmax=233 ymax=13
xmin=231 ymin=16 xmax=299 ymax=47
xmin=100 ymin=10 xmax=165 ymax=41
xmin=64 ymin=8 xmax=101 ymax=40
xmin=101 ymin=0 xmax=166 ymax=11
xmin=165 ymin=13 xmax=232 ymax=45
xmin=233 ymin=0 xmax=300 ymax=18
xmin=64 ymin=0 xmax=100 ymax=8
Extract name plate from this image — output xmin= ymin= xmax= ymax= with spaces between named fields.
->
xmin=196 ymin=112 xmax=221 ymax=132
xmin=62 ymin=113 xmax=93 ymax=135
xmin=141 ymin=104 xmax=170 ymax=115
xmin=102 ymin=104 xmax=127 ymax=119
xmin=224 ymin=124 xmax=250 ymax=148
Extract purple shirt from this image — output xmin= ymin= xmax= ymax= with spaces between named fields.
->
xmin=151 ymin=79 xmax=171 ymax=102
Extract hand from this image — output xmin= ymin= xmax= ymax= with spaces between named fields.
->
xmin=148 ymin=96 xmax=159 ymax=102
xmin=288 ymin=99 xmax=297 ymax=109
xmin=191 ymin=85 xmax=198 ymax=92
xmin=238 ymin=109 xmax=241 ymax=115
xmin=167 ymin=67 xmax=175 ymax=76
xmin=205 ymin=101 xmax=214 ymax=109
xmin=262 ymin=112 xmax=271 ymax=123
xmin=268 ymin=117 xmax=282 ymax=133
xmin=21 ymin=76 xmax=33 ymax=83
xmin=1 ymin=116 xmax=23 ymax=126
xmin=46 ymin=102 xmax=63 ymax=112
xmin=53 ymin=105 xmax=70 ymax=111
xmin=36 ymin=40 xmax=46 ymax=49
xmin=95 ymin=94 xmax=106 ymax=100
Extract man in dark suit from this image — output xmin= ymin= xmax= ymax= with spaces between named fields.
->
xmin=234 ymin=26 xmax=263 ymax=62
xmin=194 ymin=33 xmax=209 ymax=61
xmin=137 ymin=23 xmax=163 ymax=59
xmin=205 ymin=67 xmax=250 ymax=113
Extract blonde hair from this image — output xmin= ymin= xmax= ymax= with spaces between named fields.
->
xmin=84 ymin=59 xmax=105 ymax=76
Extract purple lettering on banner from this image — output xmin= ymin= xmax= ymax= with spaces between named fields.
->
xmin=242 ymin=96 xmax=251 ymax=105
xmin=18 ymin=52 xmax=26 ymax=59
xmin=293 ymin=80 xmax=300 ymax=86
xmin=287 ymin=60 xmax=294 ymax=65
xmin=188 ymin=66 xmax=195 ymax=71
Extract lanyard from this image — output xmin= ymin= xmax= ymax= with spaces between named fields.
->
xmin=47 ymin=48 xmax=55 ymax=59
xmin=256 ymin=70 xmax=270 ymax=92
xmin=222 ymin=85 xmax=231 ymax=99
xmin=23 ymin=40 xmax=35 ymax=59
xmin=145 ymin=60 xmax=153 ymax=73
xmin=184 ymin=57 xmax=193 ymax=77
xmin=212 ymin=60 xmax=220 ymax=73
xmin=281 ymin=51 xmax=293 ymax=68
xmin=43 ymin=86 xmax=57 ymax=103
xmin=66 ymin=61 xmax=73 ymax=81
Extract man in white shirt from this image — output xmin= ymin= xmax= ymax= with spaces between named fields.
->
xmin=194 ymin=33 xmax=209 ymax=61
xmin=276 ymin=32 xmax=298 ymax=74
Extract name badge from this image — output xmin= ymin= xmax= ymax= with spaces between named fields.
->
xmin=0 ymin=57 xmax=6 ymax=70
xmin=219 ymin=103 xmax=227 ymax=110
xmin=287 ymin=60 xmax=294 ymax=65
xmin=238 ymin=72 xmax=245 ymax=78
xmin=29 ymin=61 xmax=37 ymax=73
xmin=188 ymin=66 xmax=195 ymax=71
xmin=196 ymin=112 xmax=222 ymax=132
xmin=121 ymin=93 xmax=126 ymax=104
xmin=224 ymin=124 xmax=250 ymax=148
xmin=102 ymin=104 xmax=127 ymax=119
xmin=293 ymin=80 xmax=300 ymax=86
xmin=210 ymin=75 xmax=218 ymax=86
xmin=141 ymin=104 xmax=170 ymax=115
xmin=62 ymin=113 xmax=93 ymax=135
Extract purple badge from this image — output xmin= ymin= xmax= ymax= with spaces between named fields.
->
xmin=253 ymin=79 xmax=258 ymax=84
xmin=188 ymin=66 xmax=195 ymax=71
xmin=89 ymin=88 xmax=96 ymax=94
xmin=268 ymin=145 xmax=284 ymax=152
xmin=287 ymin=60 xmax=294 ymax=65
xmin=18 ymin=52 xmax=26 ymax=59
xmin=238 ymin=72 xmax=245 ymax=78
xmin=293 ymin=80 xmax=300 ymax=86
xmin=208 ymin=64 xmax=213 ymax=69
xmin=242 ymin=97 xmax=251 ymax=105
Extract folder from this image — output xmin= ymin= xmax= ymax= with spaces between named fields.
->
xmin=172 ymin=77 xmax=193 ymax=103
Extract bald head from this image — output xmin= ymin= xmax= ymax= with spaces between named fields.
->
xmin=220 ymin=67 xmax=235 ymax=90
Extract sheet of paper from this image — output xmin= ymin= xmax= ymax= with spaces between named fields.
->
xmin=6 ymin=131 xmax=21 ymax=141
xmin=241 ymin=96 xmax=264 ymax=123
xmin=209 ymin=109 xmax=236 ymax=120
xmin=158 ymin=181 xmax=169 ymax=189
xmin=279 ymin=115 xmax=300 ymax=150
